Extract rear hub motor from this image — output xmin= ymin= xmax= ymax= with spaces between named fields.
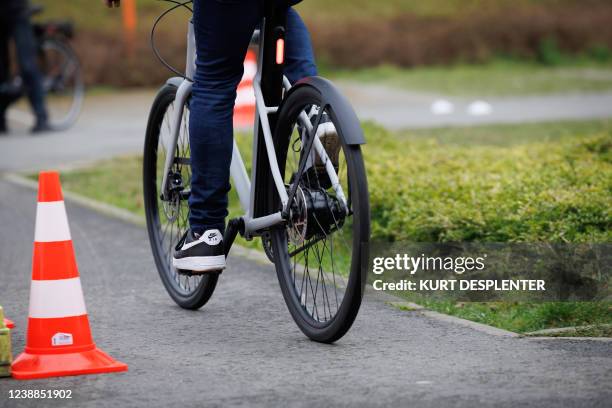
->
xmin=288 ymin=185 xmax=345 ymax=246
xmin=161 ymin=171 xmax=184 ymax=222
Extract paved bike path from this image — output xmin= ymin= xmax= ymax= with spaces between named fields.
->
xmin=338 ymin=82 xmax=612 ymax=130
xmin=0 ymin=178 xmax=610 ymax=407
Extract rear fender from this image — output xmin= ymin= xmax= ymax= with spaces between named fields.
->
xmin=282 ymin=76 xmax=366 ymax=145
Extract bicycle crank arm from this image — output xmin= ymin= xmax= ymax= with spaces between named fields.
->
xmin=223 ymin=217 xmax=245 ymax=258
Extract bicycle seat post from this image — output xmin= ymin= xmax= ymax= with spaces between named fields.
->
xmin=252 ymin=1 xmax=287 ymax=219
xmin=259 ymin=2 xmax=285 ymax=108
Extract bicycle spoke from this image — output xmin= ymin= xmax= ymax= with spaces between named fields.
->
xmin=315 ymin=238 xmax=334 ymax=320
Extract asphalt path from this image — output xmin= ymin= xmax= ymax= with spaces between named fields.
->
xmin=339 ymin=83 xmax=612 ymax=129
xmin=1 ymin=92 xmax=151 ymax=173
xmin=0 ymin=179 xmax=610 ymax=407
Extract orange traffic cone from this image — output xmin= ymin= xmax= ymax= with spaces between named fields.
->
xmin=234 ymin=49 xmax=257 ymax=128
xmin=11 ymin=171 xmax=128 ymax=380
xmin=3 ymin=319 xmax=14 ymax=329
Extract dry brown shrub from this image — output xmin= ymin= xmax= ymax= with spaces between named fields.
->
xmin=73 ymin=28 xmax=186 ymax=87
xmin=309 ymin=3 xmax=612 ymax=67
xmin=71 ymin=3 xmax=612 ymax=86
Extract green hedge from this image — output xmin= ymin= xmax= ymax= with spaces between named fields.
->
xmin=362 ymin=122 xmax=611 ymax=242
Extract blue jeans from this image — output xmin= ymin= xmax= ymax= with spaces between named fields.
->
xmin=189 ymin=0 xmax=317 ymax=234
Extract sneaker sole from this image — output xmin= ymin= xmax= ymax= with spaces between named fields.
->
xmin=172 ymin=255 xmax=226 ymax=272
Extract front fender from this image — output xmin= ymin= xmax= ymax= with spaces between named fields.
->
xmin=165 ymin=76 xmax=184 ymax=88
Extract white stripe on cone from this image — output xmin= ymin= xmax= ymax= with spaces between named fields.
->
xmin=235 ymin=86 xmax=255 ymax=106
xmin=34 ymin=201 xmax=71 ymax=242
xmin=241 ymin=60 xmax=257 ymax=81
xmin=29 ymin=278 xmax=87 ymax=318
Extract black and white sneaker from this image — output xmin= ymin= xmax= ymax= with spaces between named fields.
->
xmin=172 ymin=229 xmax=225 ymax=273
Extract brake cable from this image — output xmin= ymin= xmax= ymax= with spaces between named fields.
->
xmin=150 ymin=0 xmax=194 ymax=80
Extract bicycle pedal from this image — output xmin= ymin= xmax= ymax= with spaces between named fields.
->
xmin=177 ymin=268 xmax=222 ymax=276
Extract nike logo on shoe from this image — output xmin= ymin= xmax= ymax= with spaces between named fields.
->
xmin=180 ymin=229 xmax=222 ymax=250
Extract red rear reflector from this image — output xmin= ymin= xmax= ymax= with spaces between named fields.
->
xmin=276 ymin=38 xmax=285 ymax=65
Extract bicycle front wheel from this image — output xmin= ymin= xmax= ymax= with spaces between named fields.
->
xmin=143 ymin=83 xmax=219 ymax=310
xmin=270 ymin=80 xmax=370 ymax=343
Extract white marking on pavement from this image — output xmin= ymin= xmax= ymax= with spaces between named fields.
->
xmin=430 ymin=99 xmax=454 ymax=115
xmin=467 ymin=100 xmax=493 ymax=116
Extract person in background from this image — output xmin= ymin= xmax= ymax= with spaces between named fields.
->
xmin=0 ymin=0 xmax=51 ymax=134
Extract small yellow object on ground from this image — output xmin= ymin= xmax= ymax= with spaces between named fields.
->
xmin=0 ymin=306 xmax=13 ymax=377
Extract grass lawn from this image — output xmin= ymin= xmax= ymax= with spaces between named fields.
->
xmin=326 ymin=61 xmax=612 ymax=96
xmin=397 ymin=300 xmax=611 ymax=335
xmin=86 ymin=58 xmax=612 ymax=98
xmin=45 ymin=119 xmax=612 ymax=335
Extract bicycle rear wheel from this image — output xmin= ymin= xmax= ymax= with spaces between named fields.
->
xmin=270 ymin=80 xmax=370 ymax=343
xmin=143 ymin=83 xmax=219 ymax=310
xmin=38 ymin=38 xmax=84 ymax=130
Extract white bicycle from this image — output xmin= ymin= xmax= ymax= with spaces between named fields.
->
xmin=143 ymin=1 xmax=370 ymax=343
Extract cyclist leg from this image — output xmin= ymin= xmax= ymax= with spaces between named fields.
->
xmin=188 ymin=0 xmax=262 ymax=235
xmin=12 ymin=12 xmax=49 ymax=130
xmin=284 ymin=7 xmax=317 ymax=84
xmin=0 ymin=23 xmax=10 ymax=132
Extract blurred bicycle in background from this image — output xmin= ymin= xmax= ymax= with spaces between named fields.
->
xmin=3 ymin=5 xmax=83 ymax=131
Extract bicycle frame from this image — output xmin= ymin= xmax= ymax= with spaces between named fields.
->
xmin=160 ymin=10 xmax=346 ymax=238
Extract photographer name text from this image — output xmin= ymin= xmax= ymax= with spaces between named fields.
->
xmin=372 ymin=279 xmax=545 ymax=291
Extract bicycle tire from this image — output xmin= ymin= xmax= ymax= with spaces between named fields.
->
xmin=270 ymin=81 xmax=370 ymax=343
xmin=39 ymin=38 xmax=84 ymax=130
xmin=143 ymin=83 xmax=219 ymax=310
